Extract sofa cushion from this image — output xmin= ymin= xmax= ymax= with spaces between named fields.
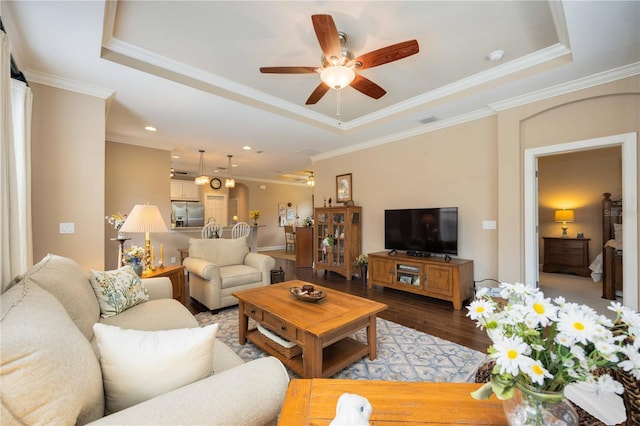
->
xmin=89 ymin=266 xmax=149 ymax=318
xmin=189 ymin=237 xmax=249 ymax=266
xmin=94 ymin=323 xmax=219 ymax=414
xmin=1 ymin=282 xmax=105 ymax=425
xmin=220 ymin=264 xmax=262 ymax=289
xmin=9 ymin=253 xmax=100 ymax=340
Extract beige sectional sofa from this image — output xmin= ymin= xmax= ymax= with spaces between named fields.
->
xmin=185 ymin=237 xmax=276 ymax=310
xmin=1 ymin=254 xmax=289 ymax=425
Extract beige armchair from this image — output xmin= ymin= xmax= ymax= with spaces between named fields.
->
xmin=184 ymin=237 xmax=276 ymax=310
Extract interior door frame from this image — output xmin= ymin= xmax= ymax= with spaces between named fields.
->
xmin=524 ymin=132 xmax=637 ymax=310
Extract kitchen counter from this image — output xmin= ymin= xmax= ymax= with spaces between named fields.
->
xmin=171 ymin=225 xmax=262 ymax=252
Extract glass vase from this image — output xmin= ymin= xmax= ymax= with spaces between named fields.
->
xmin=502 ymin=381 xmax=578 ymax=426
xmin=131 ymin=262 xmax=143 ymax=276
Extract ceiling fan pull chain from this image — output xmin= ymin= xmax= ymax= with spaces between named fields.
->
xmin=336 ymin=89 xmax=341 ymax=122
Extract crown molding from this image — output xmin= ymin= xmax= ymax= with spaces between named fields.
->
xmin=24 ymin=69 xmax=114 ymax=99
xmin=340 ymin=43 xmax=571 ymax=131
xmin=489 ymin=62 xmax=640 ymax=111
xmin=312 ymin=108 xmax=496 ymax=161
xmin=101 ymin=36 xmax=339 ymax=130
xmin=314 ymin=61 xmax=640 ymax=161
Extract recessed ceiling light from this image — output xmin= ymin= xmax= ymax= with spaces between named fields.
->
xmin=243 ymin=146 xmax=251 ymax=150
xmin=171 ymin=155 xmax=180 ymax=159
xmin=487 ymin=50 xmax=505 ymax=62
xmin=144 ymin=126 xmax=157 ymax=132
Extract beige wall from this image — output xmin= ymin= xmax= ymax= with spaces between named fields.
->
xmin=314 ymin=76 xmax=639 ymax=302
xmin=313 ymin=117 xmax=499 ymax=281
xmin=498 ymin=80 xmax=639 ymax=285
xmin=232 ymin=180 xmax=314 ymax=249
xmin=27 ymin=74 xmax=639 ymax=308
xmin=538 ymin=147 xmax=622 ymax=263
xmin=30 ymin=83 xmax=106 ymax=271
xmin=106 ymin=142 xmax=314 ymax=269
xmin=105 ymin=141 xmax=171 ymax=270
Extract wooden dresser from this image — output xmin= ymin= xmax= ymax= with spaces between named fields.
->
xmin=542 ymin=237 xmax=590 ymax=277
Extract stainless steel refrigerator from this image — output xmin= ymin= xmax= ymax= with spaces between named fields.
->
xmin=171 ymin=201 xmax=204 ymax=227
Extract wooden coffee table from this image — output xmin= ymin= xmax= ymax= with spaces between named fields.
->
xmin=233 ymin=280 xmax=387 ymax=378
xmin=278 ymin=379 xmax=507 ymax=425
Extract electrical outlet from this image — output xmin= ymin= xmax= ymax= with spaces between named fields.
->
xmin=59 ymin=223 xmax=75 ymax=234
xmin=482 ymin=220 xmax=496 ymax=230
xmin=170 ymin=256 xmax=177 ymax=264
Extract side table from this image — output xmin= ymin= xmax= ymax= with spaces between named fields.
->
xmin=141 ymin=265 xmax=185 ymax=305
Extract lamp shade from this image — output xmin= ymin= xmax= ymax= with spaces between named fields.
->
xmin=554 ymin=209 xmax=575 ymax=223
xmin=119 ymin=204 xmax=169 ymax=234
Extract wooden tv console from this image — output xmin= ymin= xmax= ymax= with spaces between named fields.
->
xmin=368 ymin=251 xmax=474 ymax=310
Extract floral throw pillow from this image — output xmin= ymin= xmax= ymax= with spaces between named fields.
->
xmin=89 ymin=266 xmax=149 ymax=318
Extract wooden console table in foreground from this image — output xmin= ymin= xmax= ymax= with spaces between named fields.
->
xmin=278 ymin=379 xmax=506 ymax=425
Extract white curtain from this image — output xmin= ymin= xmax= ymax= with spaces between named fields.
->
xmin=0 ymin=30 xmax=33 ymax=292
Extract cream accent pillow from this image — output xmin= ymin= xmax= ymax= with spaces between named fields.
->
xmin=89 ymin=265 xmax=149 ymax=317
xmin=93 ymin=323 xmax=219 ymax=414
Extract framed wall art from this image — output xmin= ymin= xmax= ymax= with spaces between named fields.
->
xmin=336 ymin=173 xmax=352 ymax=203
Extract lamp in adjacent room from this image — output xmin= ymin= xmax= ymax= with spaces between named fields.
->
xmin=554 ymin=209 xmax=575 ymax=237
xmin=225 ymin=154 xmax=235 ymax=188
xmin=119 ymin=204 xmax=168 ymax=273
xmin=194 ymin=149 xmax=209 ymax=185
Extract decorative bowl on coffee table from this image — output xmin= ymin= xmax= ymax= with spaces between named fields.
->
xmin=289 ymin=286 xmax=327 ymax=302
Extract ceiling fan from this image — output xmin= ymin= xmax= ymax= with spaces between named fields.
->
xmin=260 ymin=14 xmax=419 ymax=105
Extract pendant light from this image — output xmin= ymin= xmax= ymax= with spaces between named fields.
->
xmin=225 ymin=154 xmax=235 ymax=188
xmin=194 ymin=149 xmax=209 ymax=185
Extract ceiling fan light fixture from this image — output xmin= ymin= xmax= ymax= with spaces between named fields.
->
xmin=195 ymin=149 xmax=209 ymax=185
xmin=306 ymin=172 xmax=315 ymax=186
xmin=320 ymin=65 xmax=355 ymax=89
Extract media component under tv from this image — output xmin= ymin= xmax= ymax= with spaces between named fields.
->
xmin=384 ymin=207 xmax=458 ymax=256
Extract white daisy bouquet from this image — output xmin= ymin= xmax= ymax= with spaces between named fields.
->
xmin=468 ymin=283 xmax=640 ymax=400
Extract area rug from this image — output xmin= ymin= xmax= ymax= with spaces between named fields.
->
xmin=195 ymin=307 xmax=487 ymax=382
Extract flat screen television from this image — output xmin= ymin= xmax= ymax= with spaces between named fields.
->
xmin=384 ymin=207 xmax=458 ymax=256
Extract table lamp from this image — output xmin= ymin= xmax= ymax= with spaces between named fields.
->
xmin=119 ymin=204 xmax=168 ymax=273
xmin=554 ymin=209 xmax=575 ymax=237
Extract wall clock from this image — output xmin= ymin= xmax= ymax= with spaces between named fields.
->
xmin=210 ymin=177 xmax=222 ymax=190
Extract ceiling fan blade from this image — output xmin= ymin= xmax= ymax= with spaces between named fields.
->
xmin=349 ymin=40 xmax=419 ymax=70
xmin=311 ymin=14 xmax=342 ymax=63
xmin=350 ymin=74 xmax=386 ymax=99
xmin=305 ymin=83 xmax=330 ymax=105
xmin=260 ymin=66 xmax=318 ymax=74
